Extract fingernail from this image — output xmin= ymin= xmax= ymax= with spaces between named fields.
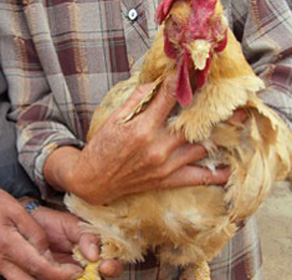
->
xmin=70 ymin=266 xmax=84 ymax=280
xmin=100 ymin=261 xmax=116 ymax=277
xmin=87 ymin=243 xmax=99 ymax=261
xmin=71 ymin=271 xmax=84 ymax=280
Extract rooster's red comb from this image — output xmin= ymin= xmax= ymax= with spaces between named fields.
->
xmin=155 ymin=0 xmax=218 ymax=25
xmin=190 ymin=0 xmax=218 ymax=38
xmin=191 ymin=0 xmax=217 ymax=21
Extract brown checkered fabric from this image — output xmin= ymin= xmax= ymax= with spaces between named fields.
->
xmin=105 ymin=217 xmax=263 ymax=280
xmin=1 ymin=0 xmax=292 ymax=279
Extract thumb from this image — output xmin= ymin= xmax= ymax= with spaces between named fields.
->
xmin=99 ymin=259 xmax=124 ymax=278
xmin=78 ymin=233 xmax=100 ymax=262
xmin=61 ymin=215 xmax=100 ymax=262
xmin=78 ymin=234 xmax=124 ymax=278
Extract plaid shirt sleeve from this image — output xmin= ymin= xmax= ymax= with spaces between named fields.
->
xmin=0 ymin=0 xmax=157 ymax=199
xmin=232 ymin=0 xmax=292 ymax=131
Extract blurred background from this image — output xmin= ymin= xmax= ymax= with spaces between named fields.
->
xmin=256 ymin=181 xmax=292 ymax=280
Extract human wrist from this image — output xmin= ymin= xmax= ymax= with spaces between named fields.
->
xmin=43 ymin=146 xmax=82 ymax=193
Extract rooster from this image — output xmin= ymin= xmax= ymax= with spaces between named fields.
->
xmin=65 ymin=0 xmax=292 ymax=279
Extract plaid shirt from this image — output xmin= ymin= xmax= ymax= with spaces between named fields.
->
xmin=1 ymin=0 xmax=292 ymax=279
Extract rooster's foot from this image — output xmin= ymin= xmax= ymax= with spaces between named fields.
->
xmin=73 ymin=246 xmax=102 ymax=280
xmin=77 ymin=263 xmax=102 ymax=280
xmin=179 ymin=262 xmax=210 ymax=280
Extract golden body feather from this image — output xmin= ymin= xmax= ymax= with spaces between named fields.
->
xmin=66 ymin=1 xmax=292 ymax=279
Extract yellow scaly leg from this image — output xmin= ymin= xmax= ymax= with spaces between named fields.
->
xmin=76 ymin=262 xmax=102 ymax=280
xmin=194 ymin=261 xmax=210 ymax=280
xmin=179 ymin=261 xmax=211 ymax=280
xmin=73 ymin=246 xmax=102 ymax=280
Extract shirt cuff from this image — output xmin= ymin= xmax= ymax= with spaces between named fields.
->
xmin=35 ymin=138 xmax=85 ymax=202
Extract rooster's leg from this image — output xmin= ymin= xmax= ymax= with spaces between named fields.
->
xmin=179 ymin=262 xmax=210 ymax=280
xmin=73 ymin=246 xmax=103 ymax=280
xmin=77 ymin=262 xmax=103 ymax=280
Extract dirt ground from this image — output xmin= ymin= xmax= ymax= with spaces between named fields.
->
xmin=256 ymin=181 xmax=292 ymax=280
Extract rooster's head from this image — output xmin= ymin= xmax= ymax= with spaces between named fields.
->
xmin=155 ymin=0 xmax=228 ymax=106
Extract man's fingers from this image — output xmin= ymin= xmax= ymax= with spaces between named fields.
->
xmin=13 ymin=206 xmax=49 ymax=255
xmin=117 ymin=74 xmax=177 ymax=125
xmin=1 ymin=191 xmax=49 ymax=255
xmin=6 ymin=232 xmax=82 ymax=280
xmin=227 ymin=109 xmax=248 ymax=124
xmin=52 ymin=253 xmax=78 ymax=265
xmin=61 ymin=216 xmax=101 ymax=262
xmin=99 ymin=259 xmax=124 ymax=278
xmin=78 ymin=233 xmax=100 ymax=262
xmin=145 ymin=73 xmax=178 ymax=125
xmin=1 ymin=260 xmax=35 ymax=280
xmin=73 ymin=229 xmax=123 ymax=277
xmin=166 ymin=143 xmax=207 ymax=171
xmin=116 ymin=83 xmax=156 ymax=120
xmin=161 ymin=166 xmax=230 ymax=188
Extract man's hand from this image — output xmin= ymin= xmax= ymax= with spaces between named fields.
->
xmin=0 ymin=190 xmax=122 ymax=280
xmin=0 ymin=189 xmax=81 ymax=280
xmin=44 ymin=76 xmax=230 ymax=205
xmin=31 ymin=206 xmax=123 ymax=278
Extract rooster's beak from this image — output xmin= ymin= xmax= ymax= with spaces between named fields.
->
xmin=188 ymin=40 xmax=211 ymax=70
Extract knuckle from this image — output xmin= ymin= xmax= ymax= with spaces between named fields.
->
xmin=33 ymin=233 xmax=48 ymax=249
xmin=0 ymin=254 xmax=7 ymax=269
xmin=156 ymin=166 xmax=171 ymax=179
xmin=161 ymin=87 xmax=176 ymax=104
xmin=162 ymin=74 xmax=177 ymax=98
xmin=133 ymin=127 xmax=151 ymax=144
xmin=0 ymin=236 xmax=11 ymax=253
xmin=146 ymin=149 xmax=167 ymax=166
xmin=201 ymin=172 xmax=213 ymax=185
